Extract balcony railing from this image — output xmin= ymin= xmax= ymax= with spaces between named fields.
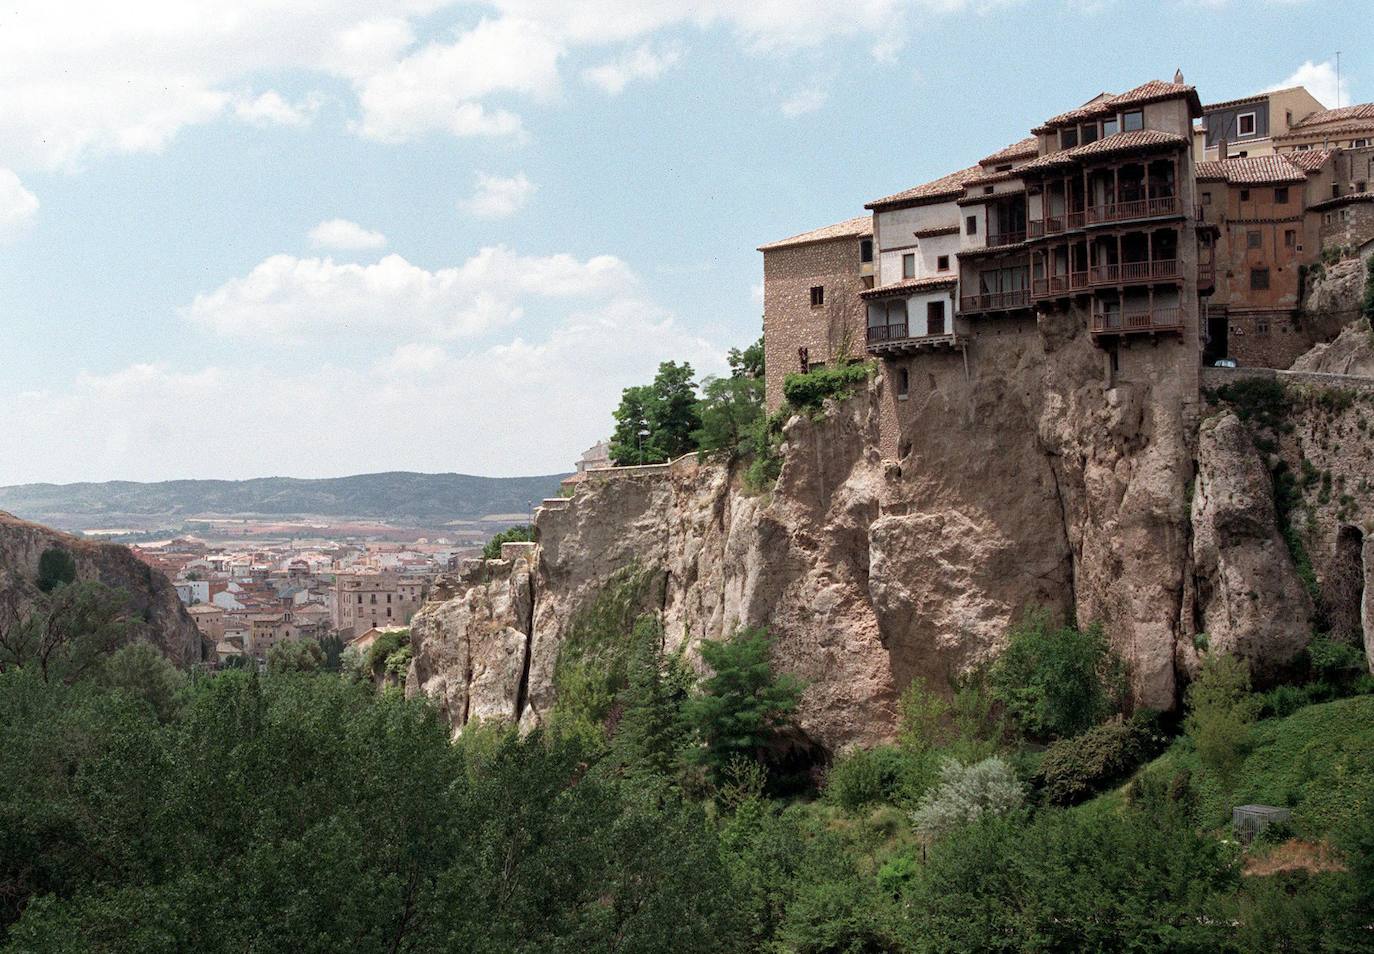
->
xmin=1198 ymin=260 xmax=1215 ymax=286
xmin=1088 ymin=259 xmax=1180 ymax=285
xmin=986 ymin=230 xmax=1027 ymax=248
xmin=1090 ymin=307 xmax=1185 ymax=335
xmin=1031 ymin=271 xmax=1090 ymax=299
xmin=867 ymin=322 xmax=908 ymax=344
xmin=960 ymin=289 xmax=1030 ymax=313
xmin=1085 ymin=195 xmax=1181 ymax=225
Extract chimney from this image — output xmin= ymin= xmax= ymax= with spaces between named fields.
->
xmin=1217 ymin=136 xmax=1228 ymax=161
xmin=1174 ymin=68 xmax=1185 ymax=85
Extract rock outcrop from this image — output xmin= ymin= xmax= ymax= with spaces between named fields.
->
xmin=1290 ymin=318 xmax=1374 ymax=377
xmin=0 ymin=510 xmax=202 ymax=665
xmin=1190 ymin=413 xmax=1313 ymax=673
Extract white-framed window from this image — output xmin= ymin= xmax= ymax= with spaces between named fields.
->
xmin=1122 ymin=110 xmax=1144 ymax=132
xmin=1237 ymin=111 xmax=1256 ymax=137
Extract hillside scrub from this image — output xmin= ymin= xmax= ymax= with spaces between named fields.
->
xmin=781 ymin=361 xmax=875 ymax=412
xmin=482 ymin=524 xmax=534 ymax=560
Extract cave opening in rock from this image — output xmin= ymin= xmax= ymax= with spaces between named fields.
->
xmin=1325 ymin=525 xmax=1366 ymax=643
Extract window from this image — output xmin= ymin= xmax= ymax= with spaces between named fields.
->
xmin=1101 ymin=117 xmax=1119 ymax=136
xmin=1284 ymin=229 xmax=1296 ymax=248
xmin=1250 ymin=267 xmax=1270 ymax=290
xmin=902 ymin=253 xmax=916 ymax=279
xmin=1256 ymin=317 xmax=1270 ymax=335
xmin=1358 ymin=181 xmax=1368 ymax=193
xmin=926 ymin=300 xmax=945 ymax=335
xmin=995 ymin=164 xmax=1012 ymax=172
xmin=1274 ymin=187 xmax=1289 ymax=204
xmin=1237 ymin=112 xmax=1256 ymax=137
xmin=860 ymin=239 xmax=873 ymax=263
xmin=1333 ymin=183 xmax=1341 ymax=198
xmin=357 ymin=594 xmax=363 ymax=604
xmin=386 ymin=607 xmax=392 ymax=618
xmin=1240 ymin=189 xmax=1250 ymax=201
xmin=809 ymin=285 xmax=824 ymax=307
xmin=937 ymin=255 xmax=950 ymax=272
xmin=1247 ymin=230 xmax=1261 ymax=249
xmin=1201 ymin=191 xmax=1212 ymax=205
xmin=1122 ymin=110 xmax=1144 ymax=131
xmin=1354 ymin=139 xmax=1371 ymax=148
xmin=966 ymin=215 xmax=978 ymax=235
xmin=1080 ymin=123 xmax=1099 ymax=145
xmin=1060 ymin=127 xmax=1079 ymax=149
xmin=983 ymin=185 xmax=994 ymax=194
xmin=897 ymin=367 xmax=910 ymax=399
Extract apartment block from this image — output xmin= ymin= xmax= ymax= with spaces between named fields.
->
xmin=330 ymin=572 xmax=427 ymax=638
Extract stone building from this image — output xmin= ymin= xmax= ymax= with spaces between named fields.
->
xmin=1274 ymin=103 xmax=1374 ymax=154
xmin=759 ymin=216 xmax=874 ymax=411
xmin=1196 ymin=152 xmax=1338 ymax=367
xmin=330 ymin=572 xmax=427 ymax=638
xmin=1314 ymin=192 xmax=1374 ymax=251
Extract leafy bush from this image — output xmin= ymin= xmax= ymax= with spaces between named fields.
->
xmin=1307 ymin=636 xmax=1368 ymax=690
xmin=364 ymin=629 xmax=408 ymax=675
xmin=483 ymin=524 xmax=534 ymax=560
xmin=823 ymin=745 xmax=917 ymax=812
xmin=910 ymin=757 xmax=1024 ymax=838
xmin=36 ymin=547 xmax=77 ymax=593
xmin=1185 ymin=652 xmax=1258 ymax=787
xmin=94 ymin=641 xmax=186 ymax=723
xmin=267 ymin=637 xmax=324 ymax=673
xmin=1034 ymin=710 xmax=1168 ymax=806
xmin=989 ymin=610 xmax=1124 ymax=741
xmin=1213 ymin=376 xmax=1290 ymax=431
xmin=693 ymin=373 xmax=764 ymax=461
xmin=781 ymin=361 xmax=875 ymax=411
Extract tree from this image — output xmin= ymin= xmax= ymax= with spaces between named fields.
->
xmin=727 ymin=336 xmax=764 ymax=379
xmin=610 ymin=362 xmax=701 ymax=465
xmin=611 ymin=616 xmax=693 ymax=795
xmin=910 ymin=757 xmax=1025 ymax=838
xmin=684 ymin=628 xmax=803 ymax=784
xmin=96 ymin=641 xmax=186 ymax=723
xmin=36 ymin=547 xmax=77 ymax=593
xmin=1184 ymin=652 xmax=1258 ymax=787
xmin=0 ymin=582 xmax=132 ymax=683
xmin=692 ymin=373 xmax=764 ymax=461
xmin=483 ymin=524 xmax=534 ymax=560
xmin=989 ymin=610 xmax=1124 ymax=740
xmin=267 ymin=637 xmax=324 ymax=673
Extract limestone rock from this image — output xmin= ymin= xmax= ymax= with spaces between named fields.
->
xmin=0 ymin=510 xmax=202 ymax=665
xmin=1290 ymin=317 xmax=1374 ymax=377
xmin=1190 ymin=413 xmax=1312 ymax=673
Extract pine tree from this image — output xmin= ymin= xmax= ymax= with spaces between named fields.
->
xmin=612 ymin=615 xmax=691 ymax=795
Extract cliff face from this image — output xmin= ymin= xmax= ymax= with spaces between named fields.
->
xmin=0 ymin=510 xmax=202 ymax=665
xmin=410 ymin=310 xmax=1374 ymax=752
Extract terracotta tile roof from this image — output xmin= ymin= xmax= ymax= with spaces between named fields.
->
xmin=912 ymin=225 xmax=960 ymax=238
xmin=1195 ymin=154 xmax=1324 ymax=185
xmin=1017 ymin=129 xmax=1187 ymax=173
xmin=865 ymin=165 xmax=982 ymax=211
xmin=1034 ymin=80 xmax=1201 ymax=132
xmin=1290 ymin=103 xmax=1374 ymax=129
xmin=757 ymin=214 xmax=871 ymax=251
xmin=1309 ymin=191 xmax=1374 ymax=212
xmin=1202 ymin=91 xmax=1276 ymax=112
xmin=859 ymin=276 xmax=958 ymax=299
xmin=962 ymin=168 xmax=1022 ymax=188
xmin=958 ymin=240 xmax=1031 ymax=258
xmin=1283 ymin=149 xmax=1333 ymax=172
xmin=957 ymin=188 xmax=1026 ymax=207
xmin=978 ymin=136 xmax=1039 ymax=167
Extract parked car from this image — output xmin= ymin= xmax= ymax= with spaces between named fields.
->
xmin=1213 ymin=357 xmax=1238 ymax=368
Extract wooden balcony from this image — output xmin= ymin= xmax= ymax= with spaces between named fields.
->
xmin=1090 ymin=307 xmax=1185 ymax=337
xmin=1088 ymin=259 xmax=1180 ymax=286
xmin=866 ymin=323 xmax=967 ymax=357
xmin=1031 ymin=271 xmax=1090 ymax=300
xmin=1198 ymin=259 xmax=1215 ymax=293
xmin=985 ymin=230 xmax=1027 ymax=248
xmin=960 ymin=289 xmax=1031 ymax=314
xmin=1085 ymin=195 xmax=1181 ymax=225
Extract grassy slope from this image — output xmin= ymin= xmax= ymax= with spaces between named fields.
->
xmin=1090 ymin=695 xmax=1374 ymax=839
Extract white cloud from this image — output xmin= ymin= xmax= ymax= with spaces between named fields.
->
xmin=1266 ymin=59 xmax=1351 ymax=109
xmin=0 ymin=305 xmax=725 ymax=482
xmin=185 ymin=246 xmax=636 ymax=341
xmin=461 ymin=172 xmax=538 ymax=219
xmin=781 ymin=87 xmax=828 ymax=117
xmin=233 ymin=90 xmax=323 ymax=127
xmin=309 ymin=218 xmax=388 ymax=251
xmin=582 ymin=41 xmax=684 ymax=94
xmin=0 ymin=168 xmax=39 ymax=241
xmin=0 ymin=0 xmax=1019 ymax=169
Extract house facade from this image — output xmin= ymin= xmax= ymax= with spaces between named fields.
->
xmin=330 ymin=572 xmax=427 ymax=638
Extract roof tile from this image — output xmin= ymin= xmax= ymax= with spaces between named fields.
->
xmin=866 ymin=165 xmax=983 ymax=211
xmin=1016 ymin=129 xmax=1187 ymax=173
xmin=758 ymin=214 xmax=871 ymax=251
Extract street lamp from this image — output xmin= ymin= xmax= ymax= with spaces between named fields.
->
xmin=637 ymin=428 xmax=650 ymax=463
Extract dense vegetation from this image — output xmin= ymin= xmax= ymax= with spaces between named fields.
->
xmin=4 ymin=574 xmax=1374 ymax=951
xmin=482 ymin=523 xmax=535 ymax=559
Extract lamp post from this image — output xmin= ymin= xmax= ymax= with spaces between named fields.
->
xmin=637 ymin=428 xmax=650 ymax=463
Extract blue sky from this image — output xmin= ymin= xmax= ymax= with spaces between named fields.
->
xmin=0 ymin=0 xmax=1362 ymax=483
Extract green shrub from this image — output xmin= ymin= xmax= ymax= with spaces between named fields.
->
xmin=823 ymin=745 xmax=919 ymax=812
xmin=910 ymin=757 xmax=1025 ymax=838
xmin=483 ymin=524 xmax=534 ymax=560
xmin=781 ymin=361 xmax=875 ymax=411
xmin=1034 ymin=711 xmax=1168 ymax=806
xmin=1185 ymin=653 xmax=1258 ymax=787
xmin=1308 ymin=636 xmax=1368 ymax=689
xmin=989 ymin=610 xmax=1125 ymax=741
xmin=36 ymin=547 xmax=77 ymax=593
xmin=1214 ymin=376 xmax=1289 ymax=431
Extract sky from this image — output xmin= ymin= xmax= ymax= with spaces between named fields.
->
xmin=0 ymin=0 xmax=1365 ymax=484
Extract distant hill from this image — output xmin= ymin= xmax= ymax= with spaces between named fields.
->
xmin=0 ymin=472 xmax=569 ymax=528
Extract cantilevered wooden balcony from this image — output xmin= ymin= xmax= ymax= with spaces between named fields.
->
xmin=1090 ymin=307 xmax=1185 ymax=337
xmin=1030 ymin=271 xmax=1089 ymax=300
xmin=959 ymin=289 xmax=1031 ymax=315
xmin=866 ymin=323 xmax=967 ymax=356
xmin=985 ymin=229 xmax=1027 ymax=248
xmin=1087 ymin=259 xmax=1180 ymax=286
xmin=1085 ymin=195 xmax=1181 ymax=226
